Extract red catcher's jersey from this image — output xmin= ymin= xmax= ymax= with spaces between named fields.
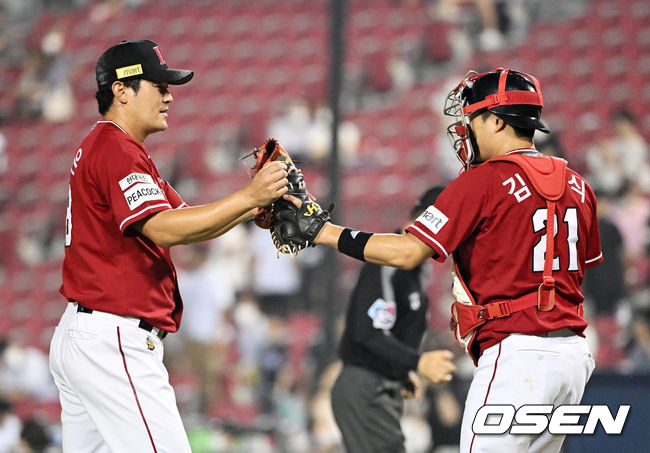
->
xmin=60 ymin=121 xmax=187 ymax=332
xmin=406 ymin=150 xmax=603 ymax=357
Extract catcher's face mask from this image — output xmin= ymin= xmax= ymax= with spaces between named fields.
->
xmin=443 ymin=70 xmax=483 ymax=171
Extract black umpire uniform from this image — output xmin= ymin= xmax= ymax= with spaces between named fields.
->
xmin=331 ymin=187 xmax=444 ymax=453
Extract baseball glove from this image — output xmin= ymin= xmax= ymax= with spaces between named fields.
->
xmin=243 ymin=138 xmax=296 ymax=229
xmin=270 ymin=186 xmax=334 ymax=256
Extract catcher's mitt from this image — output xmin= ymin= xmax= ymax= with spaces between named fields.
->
xmin=242 ymin=138 xmax=296 ymax=229
xmin=271 ymin=189 xmax=333 ymax=256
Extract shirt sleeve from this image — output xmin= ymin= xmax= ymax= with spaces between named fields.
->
xmin=96 ymin=140 xmax=174 ymax=233
xmin=584 ymin=182 xmax=603 ymax=268
xmin=406 ymin=168 xmax=489 ymax=262
xmin=351 ymin=264 xmax=421 ymax=374
xmin=161 ymin=179 xmax=187 ymax=209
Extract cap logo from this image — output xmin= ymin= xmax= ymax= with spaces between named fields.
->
xmin=153 ymin=46 xmax=166 ymax=65
xmin=116 ymin=64 xmax=143 ymax=79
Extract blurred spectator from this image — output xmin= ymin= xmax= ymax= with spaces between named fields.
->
xmin=419 ymin=330 xmax=468 ymax=453
xmin=267 ymin=98 xmax=312 ymax=163
xmin=248 ymin=224 xmax=302 ymax=318
xmin=16 ymin=418 xmax=51 ymax=453
xmin=424 ymin=383 xmax=463 ymax=452
xmin=611 ymin=109 xmax=650 ymax=193
xmin=268 ymin=100 xmax=360 ymax=168
xmin=623 ymin=297 xmax=650 ymax=374
xmin=232 ymin=292 xmax=270 ymax=372
xmin=432 ymin=0 xmax=527 ymax=52
xmin=176 ymin=243 xmax=236 ymax=415
xmin=585 ymin=109 xmax=650 ymax=196
xmin=12 ymin=23 xmax=75 ymax=123
xmin=16 ymin=227 xmax=47 ymax=266
xmin=402 ymin=397 xmax=432 ymax=453
xmin=306 ymin=104 xmax=360 ymax=168
xmin=0 ymin=398 xmax=21 ymax=453
xmin=39 ymin=24 xmax=75 ymax=123
xmin=388 ymin=50 xmax=416 ymax=92
xmin=0 ymin=338 xmax=58 ymax=403
xmin=13 ymin=50 xmax=48 ymax=120
xmin=271 ymin=367 xmax=311 ymax=453
xmin=210 ymin=225 xmax=252 ymax=295
xmin=308 ymin=361 xmax=342 ymax=453
xmin=610 ymin=183 xmax=650 ymax=291
xmin=473 ymin=0 xmax=506 ymax=51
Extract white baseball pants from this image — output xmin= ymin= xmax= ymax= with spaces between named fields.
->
xmin=460 ymin=333 xmax=595 ymax=453
xmin=49 ymin=303 xmax=191 ymax=453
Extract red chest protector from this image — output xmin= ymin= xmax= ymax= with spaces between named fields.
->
xmin=450 ymin=153 xmax=573 ymax=363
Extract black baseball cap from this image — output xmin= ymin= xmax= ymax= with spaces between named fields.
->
xmin=95 ymin=39 xmax=193 ymax=89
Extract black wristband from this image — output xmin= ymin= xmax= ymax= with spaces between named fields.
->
xmin=337 ymin=228 xmax=373 ymax=261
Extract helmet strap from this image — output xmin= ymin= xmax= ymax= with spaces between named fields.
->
xmin=462 ymin=68 xmax=544 ymax=114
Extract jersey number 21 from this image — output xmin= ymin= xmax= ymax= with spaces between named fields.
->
xmin=532 ymin=207 xmax=578 ymax=272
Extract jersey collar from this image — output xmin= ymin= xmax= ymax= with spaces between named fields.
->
xmin=505 ymin=148 xmax=541 ymax=157
xmin=96 ymin=120 xmax=129 ymax=135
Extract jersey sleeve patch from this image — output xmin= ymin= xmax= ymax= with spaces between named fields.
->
xmin=416 ymin=205 xmax=449 ymax=234
xmin=367 ymin=298 xmax=397 ymax=330
xmin=123 ymin=183 xmax=166 ymax=210
xmin=119 ymin=172 xmax=154 ymax=191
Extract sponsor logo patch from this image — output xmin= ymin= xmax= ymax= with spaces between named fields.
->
xmin=146 ymin=336 xmax=155 ymax=351
xmin=116 ymin=64 xmax=143 ymax=79
xmin=367 ymin=298 xmax=397 ymax=330
xmin=417 ymin=206 xmax=449 ymax=234
xmin=119 ymin=173 xmax=154 ymax=191
xmin=123 ymin=183 xmax=165 ymax=210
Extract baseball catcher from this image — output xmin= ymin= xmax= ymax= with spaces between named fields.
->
xmin=245 ymin=138 xmax=333 ymax=255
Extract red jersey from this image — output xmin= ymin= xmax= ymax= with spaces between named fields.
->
xmin=60 ymin=121 xmax=187 ymax=332
xmin=406 ymin=150 xmax=603 ymax=357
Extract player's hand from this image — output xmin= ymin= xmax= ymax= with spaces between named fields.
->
xmin=279 ymin=193 xmax=334 ymax=245
xmin=401 ymin=371 xmax=423 ymax=399
xmin=246 ymin=161 xmax=288 ymax=207
xmin=417 ymin=350 xmax=456 ymax=383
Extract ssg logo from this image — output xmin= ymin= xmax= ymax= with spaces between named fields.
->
xmin=304 ymin=202 xmax=319 ymax=217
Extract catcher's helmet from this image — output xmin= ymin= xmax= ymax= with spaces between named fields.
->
xmin=444 ymin=67 xmax=549 ymax=170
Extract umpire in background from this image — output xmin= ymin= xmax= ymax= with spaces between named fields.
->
xmin=331 ymin=186 xmax=456 ymax=453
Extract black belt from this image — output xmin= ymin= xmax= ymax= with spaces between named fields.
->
xmin=76 ymin=303 xmax=167 ymax=339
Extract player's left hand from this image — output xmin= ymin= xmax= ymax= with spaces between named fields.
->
xmin=270 ymin=182 xmax=334 ymax=256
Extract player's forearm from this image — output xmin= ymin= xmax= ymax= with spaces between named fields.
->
xmin=139 ymin=189 xmax=257 ymax=247
xmin=315 ymin=223 xmax=428 ymax=269
xmin=201 ymin=208 xmax=256 ymax=241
